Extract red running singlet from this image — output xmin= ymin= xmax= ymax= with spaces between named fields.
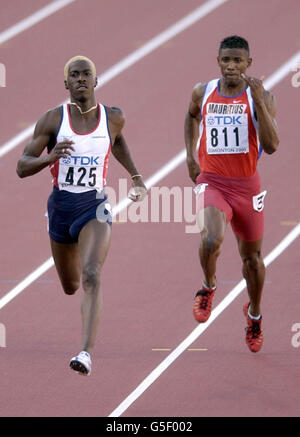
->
xmin=198 ymin=79 xmax=261 ymax=178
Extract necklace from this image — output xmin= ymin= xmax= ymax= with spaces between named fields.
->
xmin=69 ymin=102 xmax=98 ymax=115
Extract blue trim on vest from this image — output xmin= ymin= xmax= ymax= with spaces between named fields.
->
xmin=104 ymin=105 xmax=113 ymax=146
xmin=56 ymin=105 xmax=64 ymax=136
xmin=200 ymin=82 xmax=208 ymax=119
xmin=217 ymin=79 xmax=248 ymax=98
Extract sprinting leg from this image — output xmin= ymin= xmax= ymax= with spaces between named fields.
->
xmin=236 ymin=236 xmax=265 ymax=317
xmin=198 ymin=206 xmax=227 ymax=288
xmin=50 ymin=239 xmax=81 ymax=295
xmin=236 ymin=236 xmax=265 ymax=352
xmin=193 ymin=206 xmax=227 ymax=323
xmin=78 ymin=219 xmax=111 ymax=354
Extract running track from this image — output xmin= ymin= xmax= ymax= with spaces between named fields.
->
xmin=0 ymin=0 xmax=299 ymax=418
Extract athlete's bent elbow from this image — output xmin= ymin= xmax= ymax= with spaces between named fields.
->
xmin=262 ymin=140 xmax=279 ymax=155
xmin=16 ymin=166 xmax=25 ymax=178
xmin=16 ymin=163 xmax=28 ymax=178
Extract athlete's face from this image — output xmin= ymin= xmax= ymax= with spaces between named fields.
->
xmin=64 ymin=60 xmax=97 ymax=98
xmin=217 ymin=48 xmax=252 ymax=86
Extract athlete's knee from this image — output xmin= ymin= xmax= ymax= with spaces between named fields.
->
xmin=243 ymin=252 xmax=265 ymax=272
xmin=82 ymin=264 xmax=101 ymax=291
xmin=201 ymin=232 xmax=223 ymax=255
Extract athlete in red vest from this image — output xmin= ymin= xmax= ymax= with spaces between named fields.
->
xmin=185 ymin=36 xmax=279 ymax=352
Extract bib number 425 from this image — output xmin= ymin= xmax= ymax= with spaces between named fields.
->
xmin=65 ymin=166 xmax=97 ymax=187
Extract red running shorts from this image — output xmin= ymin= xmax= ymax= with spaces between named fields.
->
xmin=195 ymin=171 xmax=266 ymax=242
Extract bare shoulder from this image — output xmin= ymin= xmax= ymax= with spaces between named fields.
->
xmin=34 ymin=106 xmax=62 ymax=136
xmin=22 ymin=106 xmax=62 ymax=157
xmin=106 ymin=106 xmax=125 ymax=128
xmin=188 ymin=82 xmax=207 ymax=118
xmin=191 ymin=82 xmax=207 ymax=103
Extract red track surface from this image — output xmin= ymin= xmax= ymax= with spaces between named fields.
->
xmin=0 ymin=0 xmax=299 ymax=417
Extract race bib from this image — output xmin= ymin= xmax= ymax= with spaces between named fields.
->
xmin=58 ymin=153 xmax=105 ymax=189
xmin=206 ymin=114 xmax=249 ymax=155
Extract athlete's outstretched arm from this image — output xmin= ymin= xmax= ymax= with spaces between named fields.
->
xmin=242 ymin=74 xmax=279 ymax=154
xmin=112 ymin=134 xmax=141 ymax=178
xmin=16 ymin=108 xmax=74 ymax=178
xmin=184 ymin=83 xmax=205 ymax=183
xmin=112 ymin=133 xmax=147 ymax=201
xmin=108 ymin=107 xmax=147 ymax=201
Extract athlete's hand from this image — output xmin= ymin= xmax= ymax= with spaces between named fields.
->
xmin=128 ymin=178 xmax=147 ymax=202
xmin=48 ymin=140 xmax=75 ymax=163
xmin=186 ymin=156 xmax=200 ymax=183
xmin=241 ymin=73 xmax=265 ymax=103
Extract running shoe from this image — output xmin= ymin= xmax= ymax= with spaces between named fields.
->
xmin=193 ymin=286 xmax=216 ymax=323
xmin=243 ymin=303 xmax=263 ymax=353
xmin=69 ymin=351 xmax=92 ymax=376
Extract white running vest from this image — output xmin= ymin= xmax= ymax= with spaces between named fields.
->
xmin=50 ymin=103 xmax=111 ymax=193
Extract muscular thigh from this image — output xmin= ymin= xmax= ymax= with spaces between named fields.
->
xmin=199 ymin=206 xmax=227 ymax=240
xmin=230 ymin=194 xmax=264 ymax=242
xmin=195 ymin=183 xmax=229 ymax=241
xmin=50 ymin=239 xmax=81 ymax=292
xmin=78 ymin=219 xmax=111 ymax=269
xmin=196 ymin=184 xmax=232 ymax=237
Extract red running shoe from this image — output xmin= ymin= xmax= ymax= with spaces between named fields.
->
xmin=243 ymin=302 xmax=263 ymax=353
xmin=193 ymin=287 xmax=216 ymax=323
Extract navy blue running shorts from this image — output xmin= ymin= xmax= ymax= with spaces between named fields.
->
xmin=47 ymin=186 xmax=112 ymax=244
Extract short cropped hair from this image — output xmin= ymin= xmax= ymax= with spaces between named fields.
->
xmin=219 ymin=35 xmax=250 ymax=55
xmin=64 ymin=55 xmax=96 ymax=80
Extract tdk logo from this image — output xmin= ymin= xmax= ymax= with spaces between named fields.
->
xmin=214 ymin=116 xmax=242 ymax=125
xmin=62 ymin=155 xmax=101 ymax=165
xmin=207 ymin=116 xmax=215 ymax=125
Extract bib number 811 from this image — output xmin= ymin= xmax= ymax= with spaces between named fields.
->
xmin=210 ymin=127 xmax=239 ymax=147
xmin=65 ymin=166 xmax=97 ymax=187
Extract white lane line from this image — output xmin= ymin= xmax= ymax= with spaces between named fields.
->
xmin=0 ymin=152 xmax=184 ymax=309
xmin=106 ymin=53 xmax=300 ymax=416
xmin=105 ymin=51 xmax=300 ymax=416
xmin=0 ymin=49 xmax=299 ymax=310
xmin=112 ymin=150 xmax=186 ymax=216
xmin=113 ymin=49 xmax=300 ymax=215
xmin=0 ymin=259 xmax=54 ymax=310
xmin=108 ymin=222 xmax=300 ymax=417
xmin=264 ymin=50 xmax=300 ymax=89
xmin=0 ymin=0 xmax=230 ymax=158
xmin=0 ymin=0 xmax=77 ymax=45
xmin=95 ymin=0 xmax=229 ymax=88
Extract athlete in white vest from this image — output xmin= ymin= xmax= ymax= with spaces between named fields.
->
xmin=52 ymin=101 xmax=112 ymax=193
xmin=17 ymin=56 xmax=147 ymax=375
